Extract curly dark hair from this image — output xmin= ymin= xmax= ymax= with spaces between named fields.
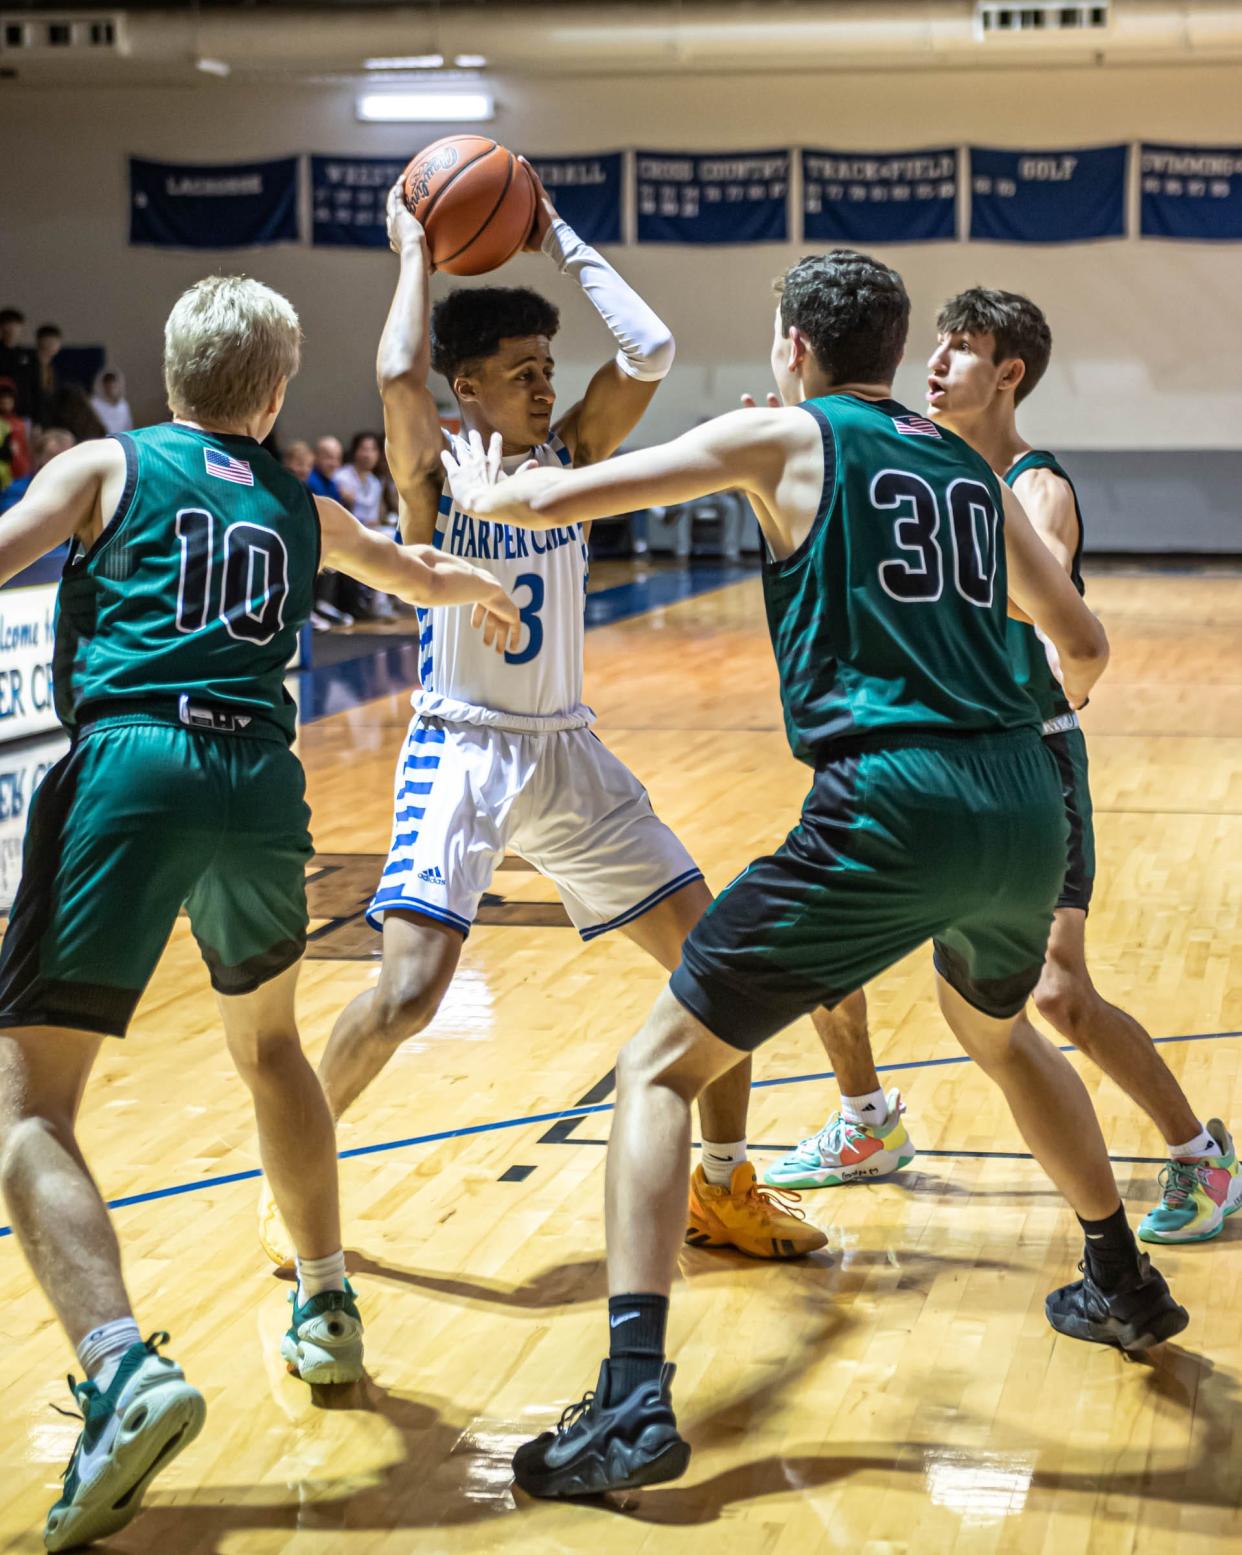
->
xmin=936 ymin=287 xmax=1052 ymax=405
xmin=775 ymin=251 xmax=909 ymax=388
xmin=430 ymin=287 xmax=560 ymax=381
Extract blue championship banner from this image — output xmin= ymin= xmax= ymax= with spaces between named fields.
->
xmin=528 ymin=153 xmax=623 ymax=245
xmin=969 ymin=145 xmax=1127 ymax=243
xmin=129 ymin=157 xmax=299 ymax=249
xmin=312 ymin=155 xmax=409 ymax=248
xmin=1140 ymin=145 xmax=1242 ymax=241
xmin=803 ymin=149 xmax=958 ymax=244
xmin=636 ymin=150 xmax=789 ymax=244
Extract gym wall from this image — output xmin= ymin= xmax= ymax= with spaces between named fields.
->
xmin=3 ymin=61 xmax=1239 ymax=550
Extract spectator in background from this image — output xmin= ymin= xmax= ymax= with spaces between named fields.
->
xmin=335 ymin=432 xmax=385 ymax=528
xmin=0 ymin=309 xmax=40 ymax=421
xmin=35 ymin=324 xmax=62 ymax=417
xmin=336 ymin=431 xmax=397 ymax=621
xmin=307 ymin=435 xmax=344 ymax=501
xmin=307 ymin=435 xmax=353 ymax=629
xmin=0 ymin=426 xmax=75 ymax=514
xmin=42 ymin=384 xmax=105 ymax=444
xmin=281 ymin=439 xmax=314 ymax=483
xmin=0 ymin=378 xmax=32 ymax=488
xmin=89 ymin=368 xmax=133 ymax=435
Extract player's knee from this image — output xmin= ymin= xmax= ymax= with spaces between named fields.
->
xmin=371 ymin=975 xmax=445 ymax=1044
xmin=1033 ymin=974 xmax=1097 ymax=1046
xmin=0 ymin=1112 xmax=69 ymax=1185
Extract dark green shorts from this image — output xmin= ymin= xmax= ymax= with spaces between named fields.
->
xmin=670 ymin=728 xmax=1066 ymax=1050
xmin=1043 ymin=722 xmax=1095 ymax=913
xmin=0 ymin=714 xmax=312 ymax=1038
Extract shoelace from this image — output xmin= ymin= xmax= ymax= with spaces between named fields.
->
xmin=1158 ymin=1159 xmax=1206 ymax=1209
xmin=747 ymin=1180 xmax=810 ymax=1223
xmin=556 ymin=1390 xmax=596 ymax=1436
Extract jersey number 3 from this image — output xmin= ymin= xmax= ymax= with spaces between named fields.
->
xmin=872 ymin=471 xmax=998 ymax=608
xmin=175 ymin=508 xmax=290 ymax=646
xmin=504 ymin=572 xmax=545 ymax=666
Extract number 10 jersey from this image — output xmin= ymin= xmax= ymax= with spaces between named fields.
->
xmin=55 ymin=424 xmax=317 ymax=744
xmin=415 ymin=432 xmax=594 ymax=734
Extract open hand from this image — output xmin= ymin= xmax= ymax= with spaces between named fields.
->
xmin=441 ymin=428 xmax=503 ymax=514
xmin=387 ymin=180 xmax=431 ymax=261
xmin=519 ymin=157 xmax=557 ymax=250
xmin=473 ymin=584 xmax=523 ymax=656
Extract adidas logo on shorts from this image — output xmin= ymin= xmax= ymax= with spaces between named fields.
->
xmin=418 ymin=866 xmax=446 ymax=886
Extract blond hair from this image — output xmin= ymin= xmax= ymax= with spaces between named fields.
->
xmin=163 ymin=275 xmax=301 ymax=425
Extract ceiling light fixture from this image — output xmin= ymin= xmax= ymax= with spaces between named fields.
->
xmin=364 ymin=53 xmax=444 ymax=70
xmin=355 ymin=89 xmax=494 ymax=123
xmin=195 ymin=56 xmax=231 ymax=77
xmin=454 ymin=54 xmax=488 ymax=68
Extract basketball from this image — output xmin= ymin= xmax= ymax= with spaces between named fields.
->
xmin=401 ymin=135 xmax=536 ymax=276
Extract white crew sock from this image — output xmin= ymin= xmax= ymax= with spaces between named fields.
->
xmin=1169 ymin=1125 xmax=1217 ymax=1160
xmin=841 ymin=1089 xmax=888 ymax=1130
xmin=295 ymin=1249 xmax=347 ymax=1306
xmin=700 ymin=1139 xmax=747 ymax=1188
xmin=77 ymin=1317 xmax=142 ymax=1391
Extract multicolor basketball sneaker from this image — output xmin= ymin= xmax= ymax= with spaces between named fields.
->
xmin=763 ymin=1089 xmax=916 ymax=1190
xmin=44 ymin=1332 xmax=205 ymax=1552
xmin=686 ymin=1162 xmax=827 ymax=1258
xmin=1138 ymin=1118 xmax=1242 ymax=1244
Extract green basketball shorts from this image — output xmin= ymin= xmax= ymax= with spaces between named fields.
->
xmin=1042 ymin=720 xmax=1095 ymax=913
xmin=670 ymin=728 xmax=1066 ymax=1051
xmin=0 ymin=713 xmax=312 ymax=1038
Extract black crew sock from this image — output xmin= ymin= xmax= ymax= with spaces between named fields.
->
xmin=606 ymin=1293 xmax=669 ymax=1402
xmin=1077 ymin=1201 xmax=1141 ymax=1290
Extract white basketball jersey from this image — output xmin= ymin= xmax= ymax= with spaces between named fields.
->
xmin=414 ymin=433 xmax=593 ymax=733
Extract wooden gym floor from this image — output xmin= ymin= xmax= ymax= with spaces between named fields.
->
xmin=3 ymin=562 xmax=1242 ymax=1554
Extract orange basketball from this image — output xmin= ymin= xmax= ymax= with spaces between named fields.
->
xmin=402 ymin=135 xmax=536 ymax=276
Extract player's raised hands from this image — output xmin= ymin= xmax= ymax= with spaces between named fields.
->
xmin=386 ymin=180 xmax=431 ymax=261
xmin=519 ymin=157 xmax=558 ymax=250
xmin=741 ymin=392 xmax=782 ymax=409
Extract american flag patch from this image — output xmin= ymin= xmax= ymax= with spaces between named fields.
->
xmin=893 ymin=414 xmax=941 ymax=439
xmin=204 ymin=447 xmax=255 ymax=486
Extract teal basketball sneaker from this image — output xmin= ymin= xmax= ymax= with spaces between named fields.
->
xmin=44 ymin=1332 xmax=205 ymax=1552
xmin=281 ymin=1281 xmax=365 ymax=1384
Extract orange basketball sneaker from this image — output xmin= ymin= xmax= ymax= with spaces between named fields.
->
xmin=686 ymin=1162 xmax=828 ymax=1258
xmin=257 ymin=1180 xmax=295 ymax=1275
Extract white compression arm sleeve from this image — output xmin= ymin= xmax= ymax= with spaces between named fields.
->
xmin=541 ymin=218 xmax=675 ymax=383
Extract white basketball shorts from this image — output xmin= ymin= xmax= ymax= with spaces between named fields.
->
xmin=367 ymin=716 xmax=703 ymax=940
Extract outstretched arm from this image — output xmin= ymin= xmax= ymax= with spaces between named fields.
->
xmin=1001 ymin=482 xmax=1107 ymax=708
xmin=316 ymin=497 xmax=521 ymax=653
xmin=442 ymin=411 xmax=822 ymax=556
xmin=521 ymin=162 xmax=675 ymax=467
xmin=378 ymin=183 xmax=449 ymax=544
xmin=0 ymin=439 xmax=122 ymax=585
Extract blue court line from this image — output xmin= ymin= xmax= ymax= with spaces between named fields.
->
xmin=295 ymin=563 xmax=754 ymax=724
xmin=1 ymin=1025 xmax=1236 ymax=1242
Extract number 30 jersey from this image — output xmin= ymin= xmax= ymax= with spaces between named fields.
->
xmin=763 ymin=394 xmax=1040 ymax=766
xmin=415 ymin=432 xmax=593 ymax=734
xmin=55 ymin=424 xmax=317 ymax=744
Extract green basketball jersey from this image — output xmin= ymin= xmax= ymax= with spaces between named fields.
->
xmin=762 ymin=395 xmax=1039 ymax=765
xmin=54 ymin=423 xmax=318 ymax=743
xmin=1003 ymin=450 xmax=1085 ymax=726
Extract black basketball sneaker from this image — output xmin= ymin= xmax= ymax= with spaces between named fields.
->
xmin=1045 ymin=1252 xmax=1188 ymax=1351
xmin=511 ymin=1359 xmax=690 ymax=1497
